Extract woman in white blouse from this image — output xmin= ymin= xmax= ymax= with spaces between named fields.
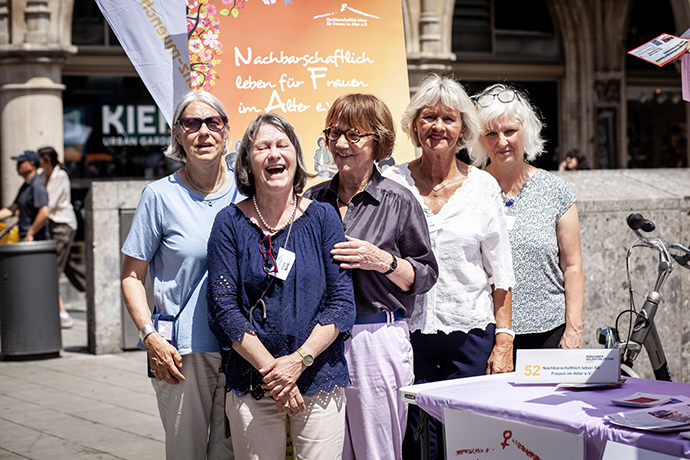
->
xmin=383 ymin=73 xmax=515 ymax=460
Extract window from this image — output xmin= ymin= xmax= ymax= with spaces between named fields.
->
xmin=452 ymin=0 xmax=560 ymax=59
xmin=72 ymin=0 xmax=120 ymax=47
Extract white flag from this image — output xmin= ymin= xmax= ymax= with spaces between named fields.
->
xmin=95 ymin=0 xmax=190 ymax=125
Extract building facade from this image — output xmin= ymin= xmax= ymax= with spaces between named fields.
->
xmin=0 ymin=0 xmax=688 ymax=201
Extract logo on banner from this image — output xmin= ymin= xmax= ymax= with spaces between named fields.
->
xmin=314 ymin=3 xmax=380 ymax=27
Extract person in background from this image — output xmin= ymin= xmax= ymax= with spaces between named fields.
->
xmin=558 ymin=148 xmax=591 ymax=171
xmin=38 ymin=146 xmax=87 ymax=329
xmin=469 ymin=83 xmax=584 ymax=356
xmin=207 ymin=112 xmax=356 ymax=459
xmin=121 ymin=90 xmax=238 ymax=460
xmin=304 ymin=93 xmax=438 ymax=460
xmin=0 ymin=150 xmax=49 ymax=242
xmin=384 ymin=74 xmax=515 ymax=460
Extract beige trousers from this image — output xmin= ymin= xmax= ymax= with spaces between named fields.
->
xmin=227 ymin=386 xmax=346 ymax=460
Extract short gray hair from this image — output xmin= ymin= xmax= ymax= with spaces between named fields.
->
xmin=401 ymin=73 xmax=480 ymax=152
xmin=234 ymin=113 xmax=311 ymax=197
xmin=468 ymin=83 xmax=545 ymax=168
xmin=163 ymin=91 xmax=230 ymax=162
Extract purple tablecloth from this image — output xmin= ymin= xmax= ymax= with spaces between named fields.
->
xmin=414 ymin=373 xmax=690 ymax=459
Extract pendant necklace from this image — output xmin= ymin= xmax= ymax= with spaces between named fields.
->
xmin=502 ymin=191 xmax=516 ymax=207
xmin=253 ymin=194 xmax=298 ymax=234
xmin=418 ymin=161 xmax=461 ymax=197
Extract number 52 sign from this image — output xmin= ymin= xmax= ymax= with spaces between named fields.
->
xmin=515 ymin=349 xmax=620 ymax=385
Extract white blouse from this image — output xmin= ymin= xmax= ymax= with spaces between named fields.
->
xmin=383 ymin=164 xmax=515 ymax=334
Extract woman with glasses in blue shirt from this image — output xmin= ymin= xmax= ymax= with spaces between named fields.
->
xmin=206 ymin=112 xmax=356 ymax=460
xmin=121 ymin=91 xmax=238 ymax=460
xmin=469 ymin=83 xmax=584 ymax=355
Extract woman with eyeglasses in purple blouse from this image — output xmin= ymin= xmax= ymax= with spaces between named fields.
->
xmin=206 ymin=112 xmax=356 ymax=460
xmin=304 ymin=93 xmax=438 ymax=460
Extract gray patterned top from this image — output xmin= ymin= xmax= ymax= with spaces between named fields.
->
xmin=504 ymin=169 xmax=576 ymax=334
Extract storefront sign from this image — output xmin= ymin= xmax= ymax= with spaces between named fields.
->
xmin=101 ymin=105 xmax=169 ymax=147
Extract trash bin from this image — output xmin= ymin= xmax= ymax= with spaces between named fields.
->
xmin=0 ymin=240 xmax=61 ymax=359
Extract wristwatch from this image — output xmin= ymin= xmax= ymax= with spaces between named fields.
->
xmin=383 ymin=254 xmax=398 ymax=275
xmin=297 ymin=347 xmax=314 ymax=366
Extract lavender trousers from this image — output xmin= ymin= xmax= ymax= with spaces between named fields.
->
xmin=342 ymin=314 xmax=414 ymax=460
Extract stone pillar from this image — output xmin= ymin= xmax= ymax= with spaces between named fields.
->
xmin=0 ymin=68 xmax=65 ymax=204
xmin=407 ymin=0 xmax=455 ymax=92
xmin=0 ymin=0 xmax=76 ymax=206
xmin=419 ymin=0 xmax=442 ymax=54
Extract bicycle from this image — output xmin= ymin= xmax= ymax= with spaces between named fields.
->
xmin=596 ymin=213 xmax=690 ymax=381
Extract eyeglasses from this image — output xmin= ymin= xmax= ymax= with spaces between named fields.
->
xmin=323 ymin=126 xmax=375 ymax=144
xmin=473 ymin=90 xmax=520 ymax=108
xmin=260 ymin=234 xmax=277 ymax=274
xmin=178 ymin=116 xmax=228 ymax=133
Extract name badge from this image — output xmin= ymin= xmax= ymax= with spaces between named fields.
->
xmin=157 ymin=319 xmax=174 ymax=342
xmin=271 ymin=247 xmax=295 ymax=281
xmin=426 ymin=214 xmax=442 ymax=235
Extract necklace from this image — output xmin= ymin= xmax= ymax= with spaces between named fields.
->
xmin=502 ymin=190 xmax=517 ymax=207
xmin=418 ymin=161 xmax=462 ymax=197
xmin=184 ymin=166 xmax=226 ymax=194
xmin=337 ymin=195 xmax=349 ymax=206
xmin=253 ymin=194 xmax=298 ymax=234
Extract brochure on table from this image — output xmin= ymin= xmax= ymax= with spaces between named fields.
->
xmin=443 ymin=407 xmax=584 ymax=460
xmin=606 ymin=401 xmax=690 ymax=432
xmin=514 ymin=349 xmax=620 ymax=385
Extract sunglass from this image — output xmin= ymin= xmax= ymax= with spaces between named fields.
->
xmin=260 ymin=234 xmax=277 ymax=274
xmin=473 ymin=90 xmax=520 ymax=108
xmin=178 ymin=116 xmax=227 ymax=133
xmin=323 ymin=126 xmax=375 ymax=144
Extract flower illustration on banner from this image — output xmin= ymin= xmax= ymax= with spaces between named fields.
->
xmin=186 ymin=0 xmax=225 ymax=90
xmin=202 ymin=30 xmax=220 ymax=48
xmin=186 ymin=0 xmax=295 ymax=90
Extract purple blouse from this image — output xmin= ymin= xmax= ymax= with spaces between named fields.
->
xmin=304 ymin=167 xmax=438 ymax=318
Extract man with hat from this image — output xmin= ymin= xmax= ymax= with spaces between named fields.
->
xmin=0 ymin=150 xmax=50 ymax=241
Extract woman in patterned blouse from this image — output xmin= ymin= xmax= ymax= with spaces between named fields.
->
xmin=206 ymin=113 xmax=356 ymax=459
xmin=469 ymin=83 xmax=584 ymax=356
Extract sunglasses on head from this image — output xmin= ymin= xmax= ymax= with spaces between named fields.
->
xmin=178 ymin=116 xmax=228 ymax=133
xmin=473 ymin=89 xmax=520 ymax=108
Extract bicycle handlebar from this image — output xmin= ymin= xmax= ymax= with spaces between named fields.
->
xmin=627 ymin=213 xmax=655 ymax=232
xmin=627 ymin=213 xmax=690 ymax=271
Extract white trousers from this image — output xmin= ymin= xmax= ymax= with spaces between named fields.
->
xmin=151 ymin=352 xmax=233 ymax=460
xmin=227 ymin=386 xmax=346 ymax=460
xmin=342 ymin=319 xmax=414 ymax=460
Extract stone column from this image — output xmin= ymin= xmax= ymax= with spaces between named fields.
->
xmin=407 ymin=0 xmax=455 ymax=92
xmin=419 ymin=0 xmax=442 ymax=54
xmin=0 ymin=0 xmax=75 ymax=206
